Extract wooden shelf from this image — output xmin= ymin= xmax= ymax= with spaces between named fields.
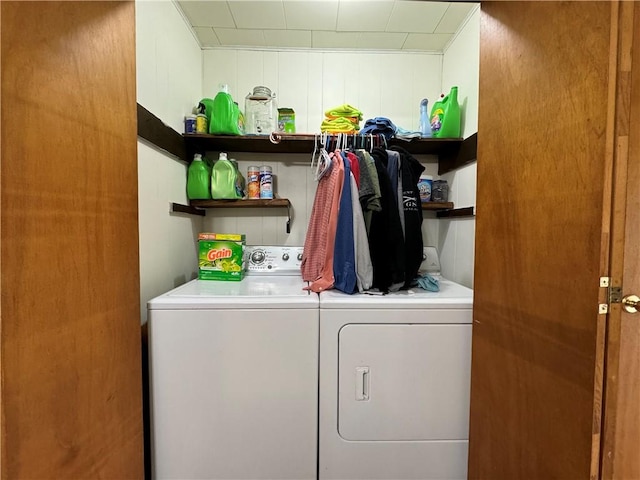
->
xmin=190 ymin=198 xmax=291 ymax=208
xmin=183 ymin=133 xmax=464 ymax=158
xmin=436 ymin=206 xmax=475 ymax=218
xmin=422 ymin=202 xmax=454 ymax=211
xmin=190 ymin=198 xmax=293 ymax=233
xmin=135 ymin=103 xmax=477 ymax=174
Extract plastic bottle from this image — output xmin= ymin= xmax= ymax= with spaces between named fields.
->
xmin=432 ymin=87 xmax=461 ymax=138
xmin=419 ymin=99 xmax=432 ymax=138
xmin=259 ymin=165 xmax=273 ymax=199
xmin=209 ymin=85 xmax=244 ymax=135
xmin=186 ymin=154 xmax=211 ymax=200
xmin=430 ymin=93 xmax=445 ymax=136
xmin=211 ymin=152 xmax=240 ymax=199
xmin=230 ymin=159 xmax=246 ymax=198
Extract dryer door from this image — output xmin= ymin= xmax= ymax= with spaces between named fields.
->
xmin=338 ymin=324 xmax=471 ymax=441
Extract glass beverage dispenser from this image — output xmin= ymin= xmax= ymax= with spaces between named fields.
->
xmin=244 ymin=86 xmax=277 ymax=135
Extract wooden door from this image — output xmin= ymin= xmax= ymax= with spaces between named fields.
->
xmin=469 ymin=2 xmax=629 ymax=479
xmin=1 ymin=2 xmax=143 ymax=478
xmin=601 ymin=2 xmax=640 ymax=479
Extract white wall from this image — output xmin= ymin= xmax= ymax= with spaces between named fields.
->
xmin=201 ymin=49 xmax=443 ymax=246
xmin=439 ymin=6 xmax=480 ymax=288
xmin=136 ymin=0 xmax=204 ymax=323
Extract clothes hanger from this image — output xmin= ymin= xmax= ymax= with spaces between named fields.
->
xmin=310 ymin=133 xmax=318 ymax=170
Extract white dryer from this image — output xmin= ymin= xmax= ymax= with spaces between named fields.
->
xmin=147 ymin=246 xmax=318 ymax=480
xmin=319 ymin=247 xmax=473 ymax=480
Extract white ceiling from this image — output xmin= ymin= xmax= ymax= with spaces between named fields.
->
xmin=177 ymin=1 xmax=478 ymax=52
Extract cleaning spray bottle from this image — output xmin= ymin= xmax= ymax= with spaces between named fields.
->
xmin=419 ymin=98 xmax=432 ymax=138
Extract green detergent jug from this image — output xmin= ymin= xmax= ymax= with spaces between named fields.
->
xmin=209 ymin=85 xmax=244 ymax=135
xmin=431 ymin=86 xmax=461 ymax=138
xmin=187 ymin=153 xmax=211 ymax=200
xmin=211 ymin=152 xmax=240 ymax=199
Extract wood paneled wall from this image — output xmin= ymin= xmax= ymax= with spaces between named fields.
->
xmin=1 ymin=2 xmax=143 ymax=477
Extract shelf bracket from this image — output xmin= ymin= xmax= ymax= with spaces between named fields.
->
xmin=169 ymin=202 xmax=205 ymax=216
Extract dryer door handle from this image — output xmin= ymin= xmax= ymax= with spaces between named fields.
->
xmin=355 ymin=366 xmax=370 ymax=401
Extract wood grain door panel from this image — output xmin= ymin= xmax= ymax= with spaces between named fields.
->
xmin=1 ymin=2 xmax=143 ymax=478
xmin=601 ymin=2 xmax=640 ymax=478
xmin=469 ymin=3 xmax=613 ymax=478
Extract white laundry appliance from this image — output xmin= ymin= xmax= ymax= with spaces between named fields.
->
xmin=147 ymin=246 xmax=318 ymax=480
xmin=319 ymin=247 xmax=473 ymax=480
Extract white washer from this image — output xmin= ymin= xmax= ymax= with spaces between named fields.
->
xmin=148 ymin=246 xmax=318 ymax=480
xmin=319 ymin=247 xmax=473 ymax=480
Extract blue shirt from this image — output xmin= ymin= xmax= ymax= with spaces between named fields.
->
xmin=333 ymin=151 xmax=357 ymax=294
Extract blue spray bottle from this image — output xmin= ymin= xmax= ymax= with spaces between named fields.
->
xmin=419 ymin=99 xmax=432 ymax=138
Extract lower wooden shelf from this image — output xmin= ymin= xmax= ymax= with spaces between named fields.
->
xmin=186 ymin=198 xmax=293 ymax=233
xmin=190 ymin=198 xmax=291 ymax=209
xmin=422 ymin=202 xmax=454 ymax=211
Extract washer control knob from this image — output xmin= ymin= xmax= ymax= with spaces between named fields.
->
xmin=251 ymin=250 xmax=265 ymax=264
xmin=282 ymin=253 xmax=289 ymax=261
xmin=297 ymin=253 xmax=303 ymax=261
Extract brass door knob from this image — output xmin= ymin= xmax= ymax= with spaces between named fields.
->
xmin=622 ymin=294 xmax=640 ymax=314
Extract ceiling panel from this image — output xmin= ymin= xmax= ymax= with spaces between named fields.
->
xmin=312 ymin=30 xmax=361 ymax=49
xmin=434 ymin=3 xmax=476 ymax=34
xmin=178 ymin=1 xmax=235 ymax=28
xmin=215 ymin=28 xmax=267 ymax=47
xmin=264 ymin=29 xmax=312 ymax=48
xmin=386 ymin=1 xmax=449 ymax=33
xmin=193 ymin=26 xmax=220 ymax=46
xmin=355 ymin=32 xmax=407 ymax=50
xmin=179 ymin=1 xmax=479 ymax=52
xmin=335 ymin=1 xmax=395 ymax=32
xmin=228 ymin=1 xmax=286 ymax=30
xmin=403 ymin=32 xmax=451 ymax=51
xmin=284 ymin=1 xmax=339 ymax=30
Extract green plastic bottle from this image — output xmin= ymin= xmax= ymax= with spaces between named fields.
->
xmin=432 ymin=86 xmax=461 ymax=138
xmin=186 ymin=153 xmax=211 ymax=200
xmin=430 ymin=93 xmax=444 ymax=136
xmin=211 ymin=152 xmax=240 ymax=199
xmin=209 ymin=85 xmax=244 ymax=136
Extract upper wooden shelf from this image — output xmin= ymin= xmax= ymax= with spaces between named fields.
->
xmin=184 ymin=133 xmax=464 ymax=156
xmin=137 ymin=104 xmax=476 ymax=176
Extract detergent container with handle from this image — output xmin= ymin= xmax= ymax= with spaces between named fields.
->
xmin=211 ymin=152 xmax=240 ymax=199
xmin=431 ymin=86 xmax=461 ymax=138
xmin=209 ymin=85 xmax=244 ymax=135
xmin=186 ymin=153 xmax=211 ymax=200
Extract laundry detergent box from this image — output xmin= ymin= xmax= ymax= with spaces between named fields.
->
xmin=198 ymin=233 xmax=246 ymax=281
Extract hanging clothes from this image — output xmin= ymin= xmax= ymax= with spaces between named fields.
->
xmin=301 ymin=151 xmax=344 ymax=293
xmin=333 ymin=151 xmax=357 ymax=294
xmin=303 ymin=136 xmax=425 ymax=294
xmin=391 ymin=145 xmax=426 ymax=287
xmin=355 ymin=150 xmax=382 ymax=233
xmin=350 ymin=171 xmax=373 ymax=292
xmin=369 ymin=149 xmax=406 ymax=292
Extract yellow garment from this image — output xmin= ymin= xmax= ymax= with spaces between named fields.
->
xmin=320 ymin=117 xmax=360 ymax=133
xmin=324 ymin=104 xmax=363 ymax=121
